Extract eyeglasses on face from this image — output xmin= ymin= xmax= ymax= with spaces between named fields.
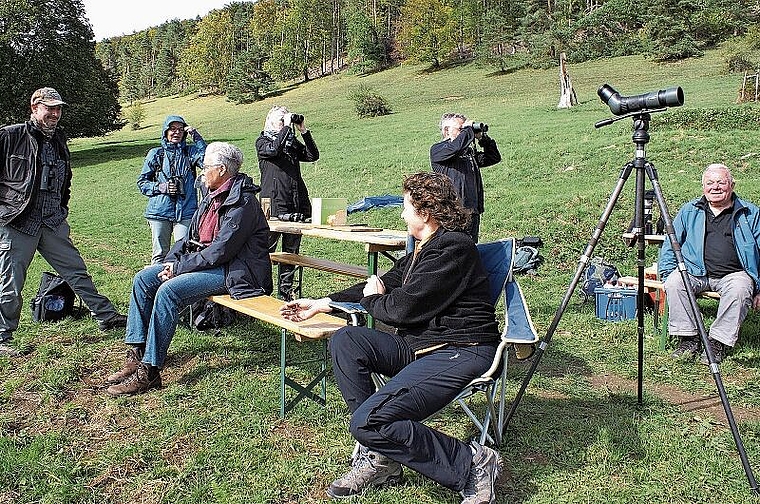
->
xmin=168 ymin=126 xmax=185 ymax=133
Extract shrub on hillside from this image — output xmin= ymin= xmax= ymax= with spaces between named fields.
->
xmin=126 ymin=102 xmax=145 ymax=130
xmin=349 ymin=85 xmax=392 ymax=118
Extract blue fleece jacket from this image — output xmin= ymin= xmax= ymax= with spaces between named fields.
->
xmin=659 ymin=194 xmax=760 ymax=294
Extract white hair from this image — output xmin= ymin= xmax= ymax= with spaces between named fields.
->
xmin=702 ymin=163 xmax=734 ymax=185
xmin=205 ymin=142 xmax=243 ymax=176
xmin=264 ymin=105 xmax=289 ymax=132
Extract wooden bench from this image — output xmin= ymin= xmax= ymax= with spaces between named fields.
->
xmin=617 ymin=275 xmax=720 ymax=349
xmin=270 ymin=252 xmax=369 ymax=278
xmin=209 ymin=294 xmax=347 ymax=417
xmin=269 ymin=251 xmax=387 ymax=299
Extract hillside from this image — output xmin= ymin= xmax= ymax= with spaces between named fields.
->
xmin=3 ymin=47 xmax=760 ymax=503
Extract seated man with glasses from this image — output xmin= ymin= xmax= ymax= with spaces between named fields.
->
xmin=105 ymin=142 xmax=272 ymax=396
xmin=660 ymin=163 xmax=760 ymax=364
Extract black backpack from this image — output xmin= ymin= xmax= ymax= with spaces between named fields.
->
xmin=30 ymin=272 xmax=79 ymax=322
xmin=513 ymin=236 xmax=545 ymax=275
xmin=183 ymin=299 xmax=236 ymax=332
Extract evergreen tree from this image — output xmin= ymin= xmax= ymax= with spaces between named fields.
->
xmin=345 ymin=2 xmax=385 ymax=73
xmin=0 ymin=0 xmax=121 ymax=137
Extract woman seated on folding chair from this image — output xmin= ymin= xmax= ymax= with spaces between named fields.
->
xmin=280 ymin=172 xmax=503 ymax=504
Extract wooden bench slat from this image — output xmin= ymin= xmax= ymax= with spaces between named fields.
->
xmin=270 ymin=251 xmax=373 ymax=278
xmin=209 ymin=294 xmax=345 ymax=341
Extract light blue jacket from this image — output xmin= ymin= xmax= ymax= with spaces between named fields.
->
xmin=659 ymin=194 xmax=760 ymax=294
xmin=137 ymin=115 xmax=206 ymax=222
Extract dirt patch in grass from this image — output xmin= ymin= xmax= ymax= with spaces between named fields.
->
xmin=589 ymin=372 xmax=760 ymax=424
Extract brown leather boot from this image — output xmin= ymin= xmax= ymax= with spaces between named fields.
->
xmin=106 ymin=362 xmax=161 ymax=397
xmin=106 ymin=347 xmax=143 ymax=384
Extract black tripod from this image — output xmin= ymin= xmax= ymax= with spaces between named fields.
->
xmin=502 ymin=101 xmax=759 ymax=493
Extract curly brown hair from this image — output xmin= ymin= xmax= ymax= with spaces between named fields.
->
xmin=403 ymin=172 xmax=470 ymax=232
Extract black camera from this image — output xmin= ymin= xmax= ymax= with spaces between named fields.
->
xmin=167 ymin=176 xmax=185 ymax=198
xmin=290 ymin=114 xmax=304 ymax=125
xmin=278 ymin=212 xmax=305 ymax=222
xmin=472 ymin=122 xmax=489 ymax=133
xmin=597 ymin=84 xmax=684 ymax=116
xmin=186 ymin=239 xmax=206 ymax=253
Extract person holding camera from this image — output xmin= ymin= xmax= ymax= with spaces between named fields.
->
xmin=0 ymin=88 xmax=127 ymax=357
xmin=106 ymin=142 xmax=273 ymax=396
xmin=138 ymin=115 xmax=206 ymax=264
xmin=256 ymin=105 xmax=319 ymax=300
xmin=430 ymin=113 xmax=502 ymax=243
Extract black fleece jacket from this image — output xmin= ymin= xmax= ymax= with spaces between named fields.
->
xmin=329 ymin=228 xmax=499 ymax=352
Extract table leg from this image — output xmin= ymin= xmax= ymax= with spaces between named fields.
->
xmin=366 ymin=251 xmax=378 ymax=328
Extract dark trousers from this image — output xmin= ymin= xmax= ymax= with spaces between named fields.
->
xmin=268 ymin=231 xmax=302 ymax=298
xmin=329 ymin=326 xmax=497 ymax=491
xmin=466 ymin=213 xmax=481 ymax=243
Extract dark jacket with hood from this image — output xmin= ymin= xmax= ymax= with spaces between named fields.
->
xmin=430 ymin=126 xmax=501 ymax=215
xmin=256 ymin=126 xmax=319 ymax=218
xmin=137 ymin=115 xmax=206 ymax=223
xmin=165 ymin=173 xmax=273 ymax=299
xmin=329 ymin=228 xmax=499 ymax=353
xmin=0 ymin=121 xmax=71 ymax=226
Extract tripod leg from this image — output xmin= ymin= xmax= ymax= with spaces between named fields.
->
xmin=647 ymin=163 xmax=759 ymax=494
xmin=503 ymin=161 xmax=635 ymax=432
xmin=633 ymin=159 xmax=647 ymax=404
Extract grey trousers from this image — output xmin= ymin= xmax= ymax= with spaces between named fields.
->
xmin=0 ymin=221 xmax=119 ymax=341
xmin=663 ymin=270 xmax=754 ymax=347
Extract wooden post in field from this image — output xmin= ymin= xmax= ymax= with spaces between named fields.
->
xmin=557 ymin=52 xmax=577 ymax=109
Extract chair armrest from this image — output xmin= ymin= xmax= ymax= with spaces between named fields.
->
xmin=329 ymin=301 xmax=368 ymax=326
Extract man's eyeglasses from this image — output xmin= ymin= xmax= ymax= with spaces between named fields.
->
xmin=168 ymin=126 xmax=185 ymax=133
xmin=202 ymin=163 xmax=222 ymax=171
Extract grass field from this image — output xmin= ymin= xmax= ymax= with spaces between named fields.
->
xmin=3 ymin=46 xmax=760 ymax=503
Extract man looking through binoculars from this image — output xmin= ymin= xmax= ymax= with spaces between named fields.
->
xmin=430 ymin=113 xmax=501 ymax=243
xmin=138 ymin=115 xmax=206 ymax=264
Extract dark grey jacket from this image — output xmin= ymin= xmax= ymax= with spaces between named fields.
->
xmin=166 ymin=173 xmax=273 ymax=299
xmin=430 ymin=127 xmax=501 ymax=215
xmin=0 ymin=122 xmax=71 ymax=226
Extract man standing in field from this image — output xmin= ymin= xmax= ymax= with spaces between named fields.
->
xmin=0 ymin=87 xmax=127 ymax=357
xmin=430 ymin=113 xmax=501 ymax=243
xmin=659 ymin=163 xmax=760 ymax=364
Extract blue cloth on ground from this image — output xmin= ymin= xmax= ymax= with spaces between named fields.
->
xmin=347 ymin=195 xmax=403 ymax=214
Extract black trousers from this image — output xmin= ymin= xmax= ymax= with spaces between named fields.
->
xmin=268 ymin=231 xmax=301 ymax=298
xmin=329 ymin=325 xmax=497 ymax=491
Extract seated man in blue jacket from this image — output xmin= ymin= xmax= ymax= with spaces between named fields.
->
xmin=659 ymin=163 xmax=760 ymax=364
xmin=105 ymin=142 xmax=273 ymax=396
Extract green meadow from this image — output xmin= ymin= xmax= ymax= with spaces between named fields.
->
xmin=4 ymin=47 xmax=760 ymax=503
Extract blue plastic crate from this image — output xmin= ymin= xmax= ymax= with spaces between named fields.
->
xmin=594 ymin=287 xmax=637 ymax=321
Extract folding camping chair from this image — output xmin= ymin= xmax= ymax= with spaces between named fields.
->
xmin=465 ymin=237 xmax=539 ymax=445
xmin=338 ymin=237 xmax=539 ymax=448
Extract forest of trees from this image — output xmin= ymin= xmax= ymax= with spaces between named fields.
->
xmin=2 ymin=0 xmax=759 ymax=137
xmin=94 ymin=0 xmax=758 ymax=105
